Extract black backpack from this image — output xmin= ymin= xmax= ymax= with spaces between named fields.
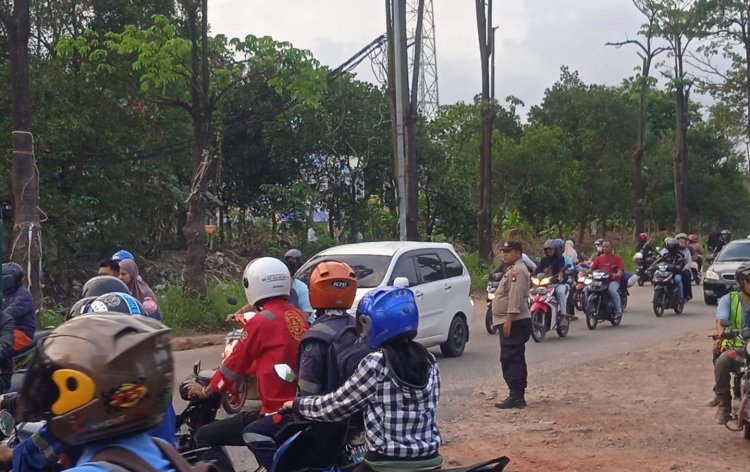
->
xmin=302 ymin=316 xmax=373 ymax=392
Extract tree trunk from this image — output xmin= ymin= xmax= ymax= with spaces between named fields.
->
xmin=4 ymin=0 xmax=42 ymax=308
xmin=745 ymin=36 xmax=750 ymax=172
xmin=475 ymin=0 xmax=494 ymax=262
xmin=181 ymin=0 xmax=211 ymax=293
xmin=633 ymin=56 xmax=652 ymax=238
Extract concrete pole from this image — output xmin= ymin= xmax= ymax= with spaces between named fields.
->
xmin=392 ymin=0 xmax=408 ymax=240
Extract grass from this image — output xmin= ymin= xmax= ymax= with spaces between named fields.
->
xmin=460 ymin=252 xmax=493 ymax=292
xmin=39 ymin=309 xmax=64 ymax=329
xmin=158 ymin=281 xmax=245 ymax=334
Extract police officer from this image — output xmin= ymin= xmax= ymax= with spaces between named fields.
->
xmin=492 ymin=240 xmax=532 ymax=409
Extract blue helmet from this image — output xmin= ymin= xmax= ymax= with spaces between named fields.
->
xmin=85 ymin=292 xmax=146 ymax=316
xmin=356 ymin=286 xmax=419 ymax=349
xmin=112 ymin=249 xmax=134 ymax=261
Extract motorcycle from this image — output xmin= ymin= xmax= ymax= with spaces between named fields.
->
xmin=528 ymin=274 xmax=570 ymax=342
xmin=572 ymin=264 xmax=592 ymax=313
xmin=485 ymin=272 xmax=502 ymax=334
xmin=176 ymin=361 xmax=236 ymax=471
xmin=712 ymin=323 xmax=750 ymax=439
xmin=270 ymin=364 xmax=511 ymax=472
xmin=650 ymin=262 xmax=684 ymax=317
xmin=221 ymin=297 xmax=260 ymax=414
xmin=584 ymin=270 xmax=626 ymax=330
xmin=633 ymin=252 xmax=655 ymax=287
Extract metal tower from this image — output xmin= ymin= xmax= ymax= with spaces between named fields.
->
xmin=406 ymin=0 xmax=440 ymax=120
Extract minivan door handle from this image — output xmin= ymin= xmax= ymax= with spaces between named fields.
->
xmin=414 ymin=290 xmax=424 ymax=298
xmin=443 ymin=283 xmax=452 ymax=290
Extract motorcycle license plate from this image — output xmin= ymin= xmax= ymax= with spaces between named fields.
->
xmin=532 ymin=287 xmax=547 ymax=295
xmin=590 ymin=281 xmax=603 ymax=289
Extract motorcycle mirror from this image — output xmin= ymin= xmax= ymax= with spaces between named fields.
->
xmin=193 ymin=360 xmax=201 ymax=376
xmin=393 ymin=277 xmax=410 ymax=288
xmin=720 ymin=319 xmax=732 ymax=328
xmin=227 ymin=296 xmax=238 ymax=306
xmin=0 ymin=410 xmax=14 ymax=437
xmin=274 ymin=364 xmax=296 ymax=383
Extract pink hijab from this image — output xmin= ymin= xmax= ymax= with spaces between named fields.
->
xmin=119 ymin=259 xmax=157 ymax=305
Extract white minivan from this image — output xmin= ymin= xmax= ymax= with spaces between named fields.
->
xmin=296 ymin=241 xmax=474 ymax=357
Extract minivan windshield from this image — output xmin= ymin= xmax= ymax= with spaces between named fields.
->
xmin=297 ymin=254 xmax=393 ymax=288
xmin=716 ymin=242 xmax=750 ymax=262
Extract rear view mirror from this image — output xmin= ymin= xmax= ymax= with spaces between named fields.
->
xmin=720 ymin=319 xmax=732 ymax=328
xmin=227 ymin=296 xmax=238 ymax=306
xmin=274 ymin=364 xmax=296 ymax=383
xmin=193 ymin=360 xmax=201 ymax=376
xmin=393 ymin=277 xmax=410 ymax=288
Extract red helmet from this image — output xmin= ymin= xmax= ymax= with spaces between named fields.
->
xmin=688 ymin=234 xmax=698 ymax=243
xmin=638 ymin=233 xmax=648 ymax=242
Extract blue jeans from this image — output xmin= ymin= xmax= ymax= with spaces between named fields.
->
xmin=554 ymin=284 xmax=568 ymax=315
xmin=609 ymin=281 xmax=622 ymax=314
xmin=674 ymin=273 xmax=684 ymax=300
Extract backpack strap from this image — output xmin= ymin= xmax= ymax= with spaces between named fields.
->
xmin=153 ymin=437 xmax=218 ymax=472
xmin=90 ymin=446 xmax=159 ymax=472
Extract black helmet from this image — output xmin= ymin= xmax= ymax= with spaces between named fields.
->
xmin=736 ymin=263 xmax=750 ymax=286
xmin=284 ymin=248 xmax=303 ymax=275
xmin=86 ymin=292 xmax=146 ymax=317
xmin=665 ymin=238 xmax=680 ymax=254
xmin=68 ymin=297 xmax=96 ymax=320
xmin=2 ymin=262 xmax=24 ymax=294
xmin=81 ymin=276 xmax=130 ymax=299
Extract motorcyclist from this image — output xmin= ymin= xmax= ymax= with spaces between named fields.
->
xmin=97 ymin=259 xmax=120 ymax=277
xmin=589 ymin=241 xmax=625 ymax=317
xmin=675 ymin=233 xmax=693 ymax=301
xmin=282 ymin=286 xmax=443 ymax=472
xmin=652 ymin=238 xmax=687 ymax=301
xmin=187 ymin=257 xmax=309 ymax=470
xmin=0 ymin=314 xmax=181 ymax=472
xmin=708 ymin=230 xmax=731 ymax=254
xmin=711 ymin=263 xmax=750 ymax=424
xmin=0 ymin=310 xmax=14 ymax=394
xmin=298 ymin=260 xmax=360 ymax=396
xmin=2 ymin=263 xmax=36 ymax=352
xmin=688 ymin=234 xmax=703 ymax=267
xmin=283 ymin=249 xmax=314 ymax=320
xmin=535 ymin=240 xmax=569 ymax=318
xmin=636 ymin=233 xmax=657 ymax=259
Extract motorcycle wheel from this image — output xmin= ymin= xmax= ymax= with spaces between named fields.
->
xmin=585 ymin=302 xmax=598 ymax=330
xmin=574 ymin=291 xmax=584 ymax=312
xmin=221 ymin=379 xmax=248 ymax=414
xmin=556 ymin=315 xmax=569 ymax=337
xmin=674 ymin=299 xmax=684 ymax=315
xmin=610 ymin=312 xmax=622 ymax=326
xmin=485 ymin=306 xmax=498 ymax=334
xmin=530 ymin=310 xmax=546 ymax=342
xmin=653 ymin=301 xmax=664 ymax=317
xmin=621 ymin=294 xmax=628 ymax=312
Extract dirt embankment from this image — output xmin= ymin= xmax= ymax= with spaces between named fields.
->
xmin=439 ymin=332 xmax=749 ymax=471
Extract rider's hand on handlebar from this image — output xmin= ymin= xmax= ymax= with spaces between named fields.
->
xmin=187 ymin=382 xmax=207 ymax=400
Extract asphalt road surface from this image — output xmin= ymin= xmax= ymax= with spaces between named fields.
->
xmin=172 ymin=284 xmax=717 ymax=471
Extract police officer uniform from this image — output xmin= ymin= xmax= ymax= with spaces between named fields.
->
xmin=491 ymin=240 xmax=532 ymax=409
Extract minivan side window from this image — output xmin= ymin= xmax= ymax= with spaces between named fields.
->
xmin=390 ymin=254 xmax=419 ymax=286
xmin=415 ymin=253 xmax=445 ymax=283
xmin=438 ymin=249 xmax=464 ymax=278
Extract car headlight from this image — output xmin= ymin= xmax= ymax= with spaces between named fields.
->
xmin=705 ymin=270 xmax=720 ymax=280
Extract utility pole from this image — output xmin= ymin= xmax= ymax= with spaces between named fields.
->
xmin=388 ymin=0 xmax=409 ymax=240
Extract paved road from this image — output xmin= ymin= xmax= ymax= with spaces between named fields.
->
xmin=173 ymin=284 xmax=716 ymax=471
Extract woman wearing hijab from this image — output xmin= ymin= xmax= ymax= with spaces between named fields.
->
xmin=118 ymin=259 xmax=161 ymax=320
xmin=563 ymin=240 xmax=581 ymax=264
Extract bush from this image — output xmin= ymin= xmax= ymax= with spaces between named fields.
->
xmin=39 ymin=309 xmax=65 ymax=329
xmin=159 ymin=281 xmax=245 ymax=334
xmin=460 ymin=252 xmax=492 ymax=292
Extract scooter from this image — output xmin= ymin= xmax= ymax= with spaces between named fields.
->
xmin=528 ymin=274 xmax=570 ymax=342
xmin=650 ymin=262 xmax=684 ymax=317
xmin=485 ymin=272 xmax=502 ymax=334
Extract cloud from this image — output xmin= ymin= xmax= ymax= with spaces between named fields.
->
xmin=209 ymin=0 xmax=651 ymax=112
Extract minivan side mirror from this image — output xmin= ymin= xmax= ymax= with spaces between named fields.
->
xmin=393 ymin=277 xmax=410 ymax=288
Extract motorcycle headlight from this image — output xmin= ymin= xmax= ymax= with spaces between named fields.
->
xmin=488 ymin=293 xmax=495 ymax=300
xmin=705 ymin=270 xmax=720 ymax=281
xmin=584 ymin=277 xmax=592 ymax=284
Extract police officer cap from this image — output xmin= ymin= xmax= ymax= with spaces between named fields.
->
xmin=500 ymin=241 xmax=523 ymax=252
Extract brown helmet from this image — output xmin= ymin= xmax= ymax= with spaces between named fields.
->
xmin=19 ymin=313 xmax=173 ymax=446
xmin=309 ymin=261 xmax=357 ymax=310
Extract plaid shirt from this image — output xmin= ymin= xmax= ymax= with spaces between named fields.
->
xmin=295 ymin=350 xmax=441 ymax=458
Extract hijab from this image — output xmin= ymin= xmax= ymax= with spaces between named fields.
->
xmin=563 ymin=240 xmax=579 ymax=262
xmin=119 ymin=259 xmax=157 ymax=304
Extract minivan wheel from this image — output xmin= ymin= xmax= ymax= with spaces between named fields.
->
xmin=440 ymin=315 xmax=468 ymax=357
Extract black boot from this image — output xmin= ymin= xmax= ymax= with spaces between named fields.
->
xmin=495 ymin=393 xmax=526 ymax=409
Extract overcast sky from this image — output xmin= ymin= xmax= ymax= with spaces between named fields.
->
xmin=209 ymin=1 xmax=649 ymax=115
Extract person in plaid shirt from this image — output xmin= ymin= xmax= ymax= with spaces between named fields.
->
xmin=283 ymin=286 xmax=443 ymax=472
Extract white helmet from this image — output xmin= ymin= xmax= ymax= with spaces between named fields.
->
xmin=242 ymin=257 xmax=291 ymax=306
